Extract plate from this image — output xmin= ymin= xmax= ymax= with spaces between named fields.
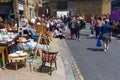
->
xmin=19 ymin=52 xmax=28 ymax=57
xmin=9 ymin=53 xmax=19 ymax=58
xmin=16 ymin=51 xmax=23 ymax=54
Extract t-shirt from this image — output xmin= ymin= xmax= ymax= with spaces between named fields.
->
xmin=101 ymin=23 xmax=112 ymax=34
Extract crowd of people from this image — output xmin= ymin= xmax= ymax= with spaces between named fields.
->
xmin=1 ymin=14 xmax=120 ymax=52
xmin=90 ymin=16 xmax=112 ymax=52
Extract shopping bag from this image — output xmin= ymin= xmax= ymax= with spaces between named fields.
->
xmin=96 ymin=36 xmax=102 ymax=47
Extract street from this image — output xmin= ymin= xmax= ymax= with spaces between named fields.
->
xmin=65 ymin=23 xmax=120 ymax=80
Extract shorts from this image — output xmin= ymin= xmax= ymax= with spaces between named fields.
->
xmin=101 ymin=33 xmax=111 ymax=42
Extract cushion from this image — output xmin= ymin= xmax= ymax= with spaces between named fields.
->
xmin=44 ymin=54 xmax=55 ymax=61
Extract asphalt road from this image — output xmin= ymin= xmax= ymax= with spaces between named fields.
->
xmin=65 ymin=23 xmax=120 ymax=80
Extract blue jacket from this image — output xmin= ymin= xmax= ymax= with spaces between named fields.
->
xmin=101 ymin=23 xmax=112 ymax=34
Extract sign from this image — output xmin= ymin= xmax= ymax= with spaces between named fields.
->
xmin=57 ymin=11 xmax=70 ymax=17
xmin=18 ymin=3 xmax=23 ymax=10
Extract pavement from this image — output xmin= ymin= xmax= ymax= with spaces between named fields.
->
xmin=0 ymin=37 xmax=83 ymax=80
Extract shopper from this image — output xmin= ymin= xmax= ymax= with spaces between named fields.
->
xmin=75 ymin=18 xmax=81 ymax=40
xmin=70 ymin=17 xmax=76 ymax=39
xmin=100 ymin=19 xmax=112 ymax=52
xmin=95 ymin=17 xmax=103 ymax=39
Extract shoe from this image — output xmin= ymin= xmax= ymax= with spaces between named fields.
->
xmin=106 ymin=47 xmax=109 ymax=50
xmin=90 ymin=34 xmax=92 ymax=36
xmin=104 ymin=49 xmax=107 ymax=52
xmin=78 ymin=38 xmax=81 ymax=40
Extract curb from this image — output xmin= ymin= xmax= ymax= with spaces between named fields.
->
xmin=59 ymin=39 xmax=84 ymax=80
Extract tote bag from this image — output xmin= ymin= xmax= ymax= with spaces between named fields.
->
xmin=96 ymin=36 xmax=102 ymax=47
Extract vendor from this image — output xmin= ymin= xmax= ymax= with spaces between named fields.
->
xmin=27 ymin=24 xmax=38 ymax=41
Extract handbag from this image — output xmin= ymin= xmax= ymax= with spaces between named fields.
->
xmin=96 ymin=36 xmax=102 ymax=47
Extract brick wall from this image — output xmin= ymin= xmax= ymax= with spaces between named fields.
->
xmin=68 ymin=1 xmax=102 ymax=15
xmin=49 ymin=0 xmax=111 ymax=20
xmin=49 ymin=2 xmax=57 ymax=16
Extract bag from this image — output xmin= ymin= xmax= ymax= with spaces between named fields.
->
xmin=96 ymin=36 xmax=102 ymax=47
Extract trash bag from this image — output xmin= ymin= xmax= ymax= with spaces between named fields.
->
xmin=96 ymin=36 xmax=102 ymax=47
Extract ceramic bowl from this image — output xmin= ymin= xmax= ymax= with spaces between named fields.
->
xmin=19 ymin=52 xmax=28 ymax=57
xmin=16 ymin=51 xmax=23 ymax=54
xmin=9 ymin=53 xmax=19 ymax=58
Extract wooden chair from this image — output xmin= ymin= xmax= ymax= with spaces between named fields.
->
xmin=40 ymin=50 xmax=58 ymax=75
xmin=35 ymin=25 xmax=51 ymax=44
xmin=35 ymin=25 xmax=42 ymax=34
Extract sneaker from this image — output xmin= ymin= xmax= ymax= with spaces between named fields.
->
xmin=78 ymin=38 xmax=81 ymax=40
xmin=104 ymin=49 xmax=107 ymax=52
xmin=90 ymin=34 xmax=94 ymax=37
xmin=106 ymin=47 xmax=109 ymax=50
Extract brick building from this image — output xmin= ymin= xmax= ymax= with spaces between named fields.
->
xmin=49 ymin=0 xmax=111 ymax=21
xmin=110 ymin=0 xmax=120 ymax=22
xmin=0 ymin=0 xmax=40 ymax=23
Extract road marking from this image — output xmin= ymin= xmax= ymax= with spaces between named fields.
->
xmin=62 ymin=39 xmax=84 ymax=80
xmin=62 ymin=39 xmax=68 ymax=47
xmin=73 ymin=61 xmax=84 ymax=80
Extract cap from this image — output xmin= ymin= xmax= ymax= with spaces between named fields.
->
xmin=105 ymin=19 xmax=109 ymax=22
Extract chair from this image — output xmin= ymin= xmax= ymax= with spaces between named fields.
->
xmin=40 ymin=50 xmax=58 ymax=75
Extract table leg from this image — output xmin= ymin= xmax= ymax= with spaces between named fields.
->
xmin=5 ymin=47 xmax=9 ymax=62
xmin=2 ymin=51 xmax=5 ymax=69
xmin=15 ymin=60 xmax=18 ymax=70
xmin=9 ymin=59 xmax=13 ymax=66
xmin=24 ymin=59 xmax=26 ymax=67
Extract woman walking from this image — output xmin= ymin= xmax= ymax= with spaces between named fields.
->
xmin=100 ymin=19 xmax=112 ymax=52
xmin=75 ymin=18 xmax=81 ymax=40
xmin=70 ymin=17 xmax=76 ymax=39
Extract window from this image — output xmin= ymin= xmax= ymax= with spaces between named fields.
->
xmin=57 ymin=1 xmax=67 ymax=10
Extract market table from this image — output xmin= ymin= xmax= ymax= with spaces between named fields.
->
xmin=0 ymin=34 xmax=18 ymax=69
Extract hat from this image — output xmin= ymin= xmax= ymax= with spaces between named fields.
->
xmin=79 ymin=17 xmax=83 ymax=20
xmin=105 ymin=19 xmax=109 ymax=22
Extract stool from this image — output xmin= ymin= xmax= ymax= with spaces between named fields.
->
xmin=8 ymin=56 xmax=28 ymax=70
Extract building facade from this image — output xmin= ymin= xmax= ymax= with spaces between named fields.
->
xmin=0 ymin=0 xmax=40 ymax=23
xmin=111 ymin=0 xmax=120 ymax=10
xmin=110 ymin=0 xmax=120 ymax=22
xmin=49 ymin=0 xmax=111 ymax=21
xmin=0 ymin=0 xmax=13 ymax=20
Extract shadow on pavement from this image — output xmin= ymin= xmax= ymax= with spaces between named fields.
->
xmin=6 ymin=63 xmax=25 ymax=70
xmin=65 ymin=37 xmax=76 ymax=40
xmin=86 ymin=36 xmax=96 ymax=39
xmin=80 ymin=33 xmax=89 ymax=36
xmin=87 ymin=48 xmax=104 ymax=52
